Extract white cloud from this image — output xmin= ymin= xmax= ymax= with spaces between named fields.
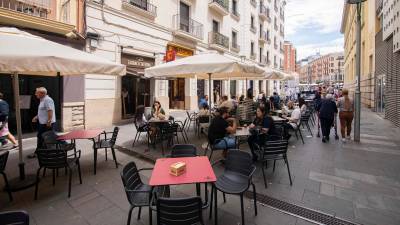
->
xmin=297 ymin=38 xmax=344 ymax=60
xmin=285 ymin=0 xmax=344 ymax=36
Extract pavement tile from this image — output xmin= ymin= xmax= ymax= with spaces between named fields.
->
xmin=354 ymin=204 xmax=400 ymax=225
xmin=319 ymin=183 xmax=335 ymax=197
xmin=302 ymin=190 xmax=355 ymax=221
xmin=73 ymin=196 xmax=114 ymax=219
xmin=308 ymin=171 xmax=353 ymax=189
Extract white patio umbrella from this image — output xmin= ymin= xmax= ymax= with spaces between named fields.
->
xmin=145 ymin=52 xmax=265 ymax=110
xmin=0 ymin=27 xmax=126 ymax=189
xmin=264 ymin=68 xmax=287 ymax=80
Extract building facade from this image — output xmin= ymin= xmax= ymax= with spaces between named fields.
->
xmin=84 ymin=0 xmax=286 ymax=128
xmin=298 ymin=52 xmax=344 ymax=85
xmin=283 ymin=41 xmax=296 ymax=73
xmin=0 ymin=0 xmax=86 ymax=132
xmin=341 ymin=0 xmax=377 ymax=108
xmin=375 ymin=0 xmax=400 ymax=126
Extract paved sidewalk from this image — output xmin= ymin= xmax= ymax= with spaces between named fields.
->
xmin=1 ymin=108 xmax=400 ymax=225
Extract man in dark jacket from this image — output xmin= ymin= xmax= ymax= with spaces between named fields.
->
xmin=317 ymin=94 xmax=338 ymax=143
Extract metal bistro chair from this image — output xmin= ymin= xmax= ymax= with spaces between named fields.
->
xmin=0 ymin=210 xmax=29 ymax=225
xmin=132 ymin=118 xmax=149 ymax=147
xmin=255 ymin=136 xmax=293 ymax=188
xmin=121 ymin=161 xmax=169 ymax=225
xmin=204 ymin=138 xmax=229 ymax=162
xmin=186 ymin=111 xmax=197 ymax=131
xmin=0 ymin=150 xmax=12 ymax=201
xmin=172 ymin=119 xmax=189 ymax=143
xmin=301 ymin=112 xmax=313 ymax=136
xmin=170 ymin=144 xmax=197 ymax=158
xmin=209 ymin=150 xmax=257 ymax=225
xmin=196 ymin=115 xmax=210 ymax=136
xmin=93 ymin=127 xmax=119 ymax=175
xmin=156 ymin=196 xmax=204 ymax=225
xmin=34 ymin=148 xmax=82 ymax=199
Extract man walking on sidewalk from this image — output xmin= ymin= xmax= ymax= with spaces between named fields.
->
xmin=29 ymin=87 xmax=56 ymax=158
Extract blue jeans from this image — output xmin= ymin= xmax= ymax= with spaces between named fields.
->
xmin=214 ymin=137 xmax=236 ymax=149
xmin=37 ymin=123 xmax=55 ymax=149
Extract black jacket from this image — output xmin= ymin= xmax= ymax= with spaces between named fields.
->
xmin=318 ymin=99 xmax=338 ymax=119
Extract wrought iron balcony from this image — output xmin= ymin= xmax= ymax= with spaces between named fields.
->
xmin=280 ymin=12 xmax=284 ymax=20
xmin=0 ymin=0 xmax=51 ymax=18
xmin=122 ymin=0 xmax=157 ymax=19
xmin=280 ymin=29 xmax=284 ymax=37
xmin=250 ymin=53 xmax=257 ymax=60
xmin=172 ymin=14 xmax=203 ymax=41
xmin=231 ymin=42 xmax=240 ymax=53
xmin=259 ymin=31 xmax=267 ymax=44
xmin=209 ymin=0 xmax=229 ymax=16
xmin=209 ymin=31 xmax=229 ymax=51
xmin=259 ymin=55 xmax=268 ymax=66
xmin=231 ymin=9 xmax=240 ymax=20
xmin=259 ymin=5 xmax=267 ymax=20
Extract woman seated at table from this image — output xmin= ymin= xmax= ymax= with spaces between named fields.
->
xmin=151 ymin=101 xmax=166 ymax=120
xmin=282 ymin=101 xmax=301 ymax=139
xmin=247 ymin=106 xmax=277 ymax=161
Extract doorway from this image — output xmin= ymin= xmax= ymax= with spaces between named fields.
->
xmin=169 ymin=78 xmax=185 ymax=109
xmin=121 ymin=76 xmax=150 ymax=118
xmin=0 ymin=75 xmax=62 ymax=133
xmin=375 ymin=74 xmax=385 ymax=113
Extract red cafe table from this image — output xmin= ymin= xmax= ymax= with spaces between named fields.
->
xmin=58 ymin=129 xmax=104 ymax=174
xmin=149 ymin=156 xmax=216 ymax=207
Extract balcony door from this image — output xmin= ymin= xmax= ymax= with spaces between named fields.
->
xmin=212 ymin=20 xmax=219 ymax=33
xmin=132 ymin=0 xmax=148 ymax=11
xmin=180 ymin=2 xmax=190 ymax=32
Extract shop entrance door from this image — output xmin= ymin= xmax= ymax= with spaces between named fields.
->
xmin=375 ymin=74 xmax=385 ymax=113
xmin=121 ymin=76 xmax=150 ymax=118
xmin=169 ymin=78 xmax=185 ymax=109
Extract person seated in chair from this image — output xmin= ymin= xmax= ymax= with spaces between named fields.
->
xmin=151 ymin=101 xmax=166 ymax=120
xmin=247 ymin=106 xmax=277 ymax=161
xmin=208 ymin=107 xmax=237 ymax=155
xmin=282 ymin=101 xmax=301 ymax=139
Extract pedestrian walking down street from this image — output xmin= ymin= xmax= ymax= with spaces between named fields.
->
xmin=317 ymin=94 xmax=338 ymax=143
xmin=30 ymin=87 xmax=56 ymax=157
xmin=337 ymin=89 xmax=354 ymax=142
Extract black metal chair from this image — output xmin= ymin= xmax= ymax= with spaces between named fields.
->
xmin=35 ymin=148 xmax=82 ymax=199
xmin=0 ymin=210 xmax=29 ymax=225
xmin=255 ymin=136 xmax=292 ymax=188
xmin=156 ymin=196 xmax=204 ymax=225
xmin=121 ymin=161 xmax=169 ymax=225
xmin=197 ymin=115 xmax=210 ymax=137
xmin=0 ymin=150 xmax=12 ymax=201
xmin=204 ymin=138 xmax=228 ymax=162
xmin=158 ymin=123 xmax=177 ymax=155
xmin=93 ymin=127 xmax=119 ymax=174
xmin=301 ymin=113 xmax=313 ymax=136
xmin=170 ymin=144 xmax=197 ymax=158
xmin=42 ymin=130 xmax=75 ymax=151
xmin=209 ymin=150 xmax=257 ymax=225
xmin=186 ymin=111 xmax=197 ymax=131
xmin=174 ymin=118 xmax=189 ymax=143
xmin=132 ymin=118 xmax=149 ymax=147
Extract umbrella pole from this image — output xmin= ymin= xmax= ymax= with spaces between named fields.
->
xmin=12 ymin=72 xmax=24 ymax=178
xmin=208 ymin=73 xmax=212 ymax=115
xmin=7 ymin=72 xmax=37 ymax=191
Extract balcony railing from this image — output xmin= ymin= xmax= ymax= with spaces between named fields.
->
xmin=250 ymin=25 xmax=257 ymax=33
xmin=250 ymin=53 xmax=256 ymax=60
xmin=231 ymin=9 xmax=240 ymax=19
xmin=173 ymin=14 xmax=203 ymax=40
xmin=259 ymin=31 xmax=267 ymax=42
xmin=250 ymin=0 xmax=256 ymax=7
xmin=259 ymin=55 xmax=268 ymax=66
xmin=209 ymin=31 xmax=229 ymax=49
xmin=274 ymin=44 xmax=278 ymax=49
xmin=259 ymin=5 xmax=267 ymax=20
xmin=122 ymin=0 xmax=157 ymax=18
xmin=280 ymin=29 xmax=284 ymax=36
xmin=0 ymin=0 xmax=51 ymax=18
xmin=209 ymin=0 xmax=229 ymax=12
xmin=231 ymin=42 xmax=240 ymax=52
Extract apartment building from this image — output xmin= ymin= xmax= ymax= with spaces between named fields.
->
xmin=283 ymin=41 xmax=296 ymax=73
xmin=298 ymin=52 xmax=344 ymax=85
xmin=0 ymin=0 xmax=86 ymax=132
xmin=84 ymin=0 xmax=286 ymax=128
xmin=375 ymin=0 xmax=400 ymax=126
xmin=341 ymin=0 xmax=377 ymax=108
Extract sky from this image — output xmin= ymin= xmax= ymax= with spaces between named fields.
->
xmin=285 ymin=0 xmax=345 ymax=60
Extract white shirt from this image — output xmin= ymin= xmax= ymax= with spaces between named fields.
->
xmin=38 ymin=95 xmax=56 ymax=124
xmin=289 ymin=107 xmax=301 ymax=129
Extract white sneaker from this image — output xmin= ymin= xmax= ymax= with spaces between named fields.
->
xmin=342 ymin=138 xmax=347 ymax=143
